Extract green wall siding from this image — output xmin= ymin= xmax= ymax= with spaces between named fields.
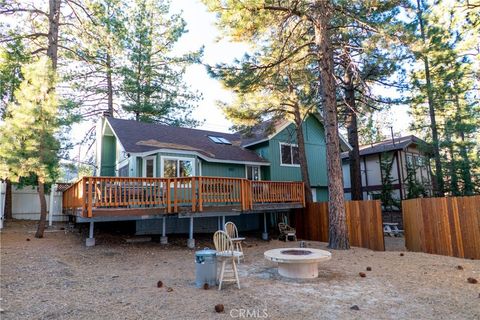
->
xmin=100 ymin=135 xmax=116 ymax=176
xmin=201 ymin=161 xmax=245 ymax=178
xmin=315 ymin=187 xmax=329 ymax=202
xmin=250 ymin=116 xmax=328 ymax=186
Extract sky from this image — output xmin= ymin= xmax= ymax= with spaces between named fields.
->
xmin=168 ymin=0 xmax=248 ymax=132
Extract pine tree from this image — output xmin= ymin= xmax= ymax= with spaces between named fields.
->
xmin=122 ymin=0 xmax=201 ymax=125
xmin=405 ymin=161 xmax=426 ymax=199
xmin=0 ymin=57 xmax=61 ymax=238
xmin=0 ymin=37 xmax=30 ymax=116
xmin=64 ymin=0 xmax=128 ymax=118
xmin=335 ymin=2 xmax=404 ymax=201
xmin=379 ymin=152 xmax=398 ymax=210
xmin=209 ymin=44 xmax=318 ymax=203
xmin=202 ymin=0 xmax=352 ymax=248
xmin=409 ymin=0 xmax=479 ymax=196
xmin=0 ymin=37 xmax=31 ymax=220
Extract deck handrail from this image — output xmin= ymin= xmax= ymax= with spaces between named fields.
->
xmin=62 ymin=176 xmax=305 ymax=217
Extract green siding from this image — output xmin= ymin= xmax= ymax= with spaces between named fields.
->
xmin=201 ymin=161 xmax=245 ymax=178
xmin=135 ymin=157 xmax=142 ymax=177
xmin=250 ymin=115 xmax=328 ymax=186
xmin=315 ymin=187 xmax=329 ymax=202
xmin=100 ymin=135 xmax=116 ymax=176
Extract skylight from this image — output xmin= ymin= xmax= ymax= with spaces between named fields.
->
xmin=208 ymin=136 xmax=231 ymax=145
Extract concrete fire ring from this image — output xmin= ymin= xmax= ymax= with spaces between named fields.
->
xmin=264 ymin=248 xmax=331 ymax=279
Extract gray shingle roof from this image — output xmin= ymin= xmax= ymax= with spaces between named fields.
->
xmin=341 ymin=135 xmax=431 ymax=159
xmin=106 ymin=118 xmax=268 ymax=164
xmin=238 ymin=119 xmax=290 ymax=147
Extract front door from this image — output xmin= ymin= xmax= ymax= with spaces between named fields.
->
xmin=246 ymin=166 xmax=260 ymax=180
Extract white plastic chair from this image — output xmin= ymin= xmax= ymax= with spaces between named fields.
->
xmin=213 ymin=230 xmax=241 ymax=290
xmin=224 ymin=221 xmax=245 ymax=263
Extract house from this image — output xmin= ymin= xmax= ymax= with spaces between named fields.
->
xmin=342 ymin=135 xmax=434 ymax=201
xmin=63 ymin=114 xmax=350 ymax=246
xmin=96 ymin=115 xmax=351 ymax=201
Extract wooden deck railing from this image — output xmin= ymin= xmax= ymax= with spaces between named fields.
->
xmin=62 ymin=176 xmax=305 ymax=218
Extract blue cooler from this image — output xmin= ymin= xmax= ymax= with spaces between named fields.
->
xmin=195 ymin=248 xmax=217 ymax=288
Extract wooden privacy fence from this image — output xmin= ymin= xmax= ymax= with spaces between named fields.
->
xmin=295 ymin=200 xmax=385 ymax=251
xmin=402 ymin=196 xmax=480 ymax=259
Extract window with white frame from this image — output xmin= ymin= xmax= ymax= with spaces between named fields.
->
xmin=142 ymin=156 xmax=156 ymax=177
xmin=161 ymin=157 xmax=195 ymax=178
xmin=280 ymin=143 xmax=300 ymax=166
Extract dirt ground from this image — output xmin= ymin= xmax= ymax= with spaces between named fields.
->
xmin=1 ymin=221 xmax=479 ymax=320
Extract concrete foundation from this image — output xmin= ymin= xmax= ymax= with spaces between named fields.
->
xmin=160 ymin=236 xmax=168 ymax=245
xmin=86 ymin=237 xmax=95 ymax=247
xmin=187 ymin=238 xmax=195 ymax=249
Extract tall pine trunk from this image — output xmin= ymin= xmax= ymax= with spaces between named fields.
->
xmin=47 ymin=0 xmax=61 ymax=70
xmin=294 ymin=109 xmax=313 ymax=204
xmin=106 ymin=52 xmax=114 ymax=117
xmin=36 ymin=0 xmax=60 ymax=238
xmin=416 ymin=0 xmax=444 ymax=196
xmin=454 ymin=93 xmax=473 ymax=195
xmin=314 ymin=0 xmax=349 ymax=249
xmin=344 ymin=55 xmax=363 ymax=200
xmin=446 ymin=134 xmax=459 ymax=196
xmin=35 ymin=180 xmax=48 ymax=238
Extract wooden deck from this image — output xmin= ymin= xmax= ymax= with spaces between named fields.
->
xmin=62 ymin=176 xmax=305 ymax=218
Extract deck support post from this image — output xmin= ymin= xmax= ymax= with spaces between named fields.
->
xmin=262 ymin=212 xmax=269 ymax=240
xmin=187 ymin=217 xmax=195 ymax=249
xmin=222 ymin=215 xmax=225 ymax=230
xmin=160 ymin=216 xmax=168 ymax=244
xmin=86 ymin=221 xmax=95 ymax=247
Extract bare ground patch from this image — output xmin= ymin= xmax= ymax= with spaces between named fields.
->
xmin=1 ymin=221 xmax=479 ymax=319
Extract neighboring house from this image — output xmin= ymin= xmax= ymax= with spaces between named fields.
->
xmin=96 ymin=114 xmax=351 ymax=202
xmin=342 ymin=135 xmax=433 ymax=201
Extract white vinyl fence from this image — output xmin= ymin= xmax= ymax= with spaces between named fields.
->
xmin=11 ymin=185 xmax=66 ymax=223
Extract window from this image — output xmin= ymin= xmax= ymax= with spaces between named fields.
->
xmin=161 ymin=157 xmax=195 ymax=178
xmin=406 ymin=154 xmax=414 ymax=167
xmin=142 ymin=156 xmax=156 ymax=177
xmin=280 ymin=143 xmax=300 ymax=166
xmin=208 ymin=136 xmax=231 ymax=145
xmin=246 ymin=166 xmax=260 ymax=180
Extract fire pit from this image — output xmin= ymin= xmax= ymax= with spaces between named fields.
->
xmin=264 ymin=248 xmax=331 ymax=279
